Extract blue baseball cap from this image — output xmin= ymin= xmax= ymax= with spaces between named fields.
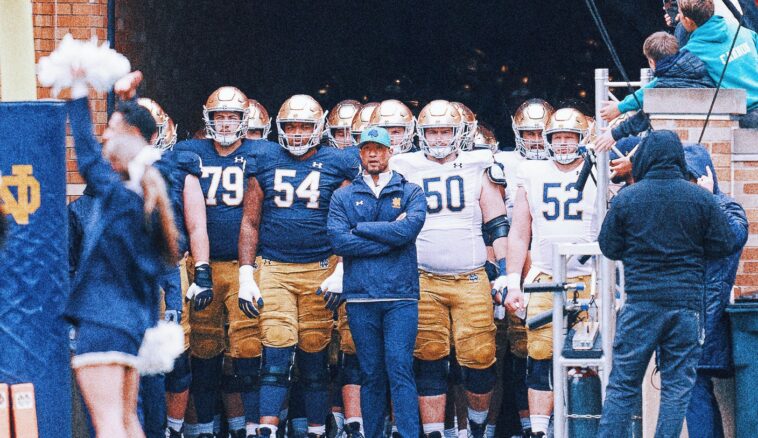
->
xmin=357 ymin=126 xmax=392 ymax=149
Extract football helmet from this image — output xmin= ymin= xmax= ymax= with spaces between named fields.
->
xmin=451 ymin=102 xmax=477 ymax=151
xmin=369 ymin=99 xmax=415 ymax=154
xmin=350 ymin=102 xmax=380 ymax=144
xmin=326 ymin=99 xmax=362 ymax=149
xmin=544 ymin=108 xmax=589 ymax=164
xmin=511 ymin=98 xmax=555 ymax=160
xmin=473 ymin=124 xmax=499 ymax=154
xmin=276 ymin=94 xmax=327 ymax=156
xmin=137 ymin=97 xmax=177 ymax=150
xmin=416 ymin=100 xmax=464 ymax=159
xmin=203 ymin=86 xmax=249 ymax=147
xmin=247 ymin=99 xmax=271 ymax=139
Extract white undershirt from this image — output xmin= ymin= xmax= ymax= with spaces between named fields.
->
xmin=362 ymin=170 xmax=393 ymax=198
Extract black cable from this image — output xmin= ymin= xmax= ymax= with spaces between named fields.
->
xmin=698 ymin=10 xmax=746 ymax=144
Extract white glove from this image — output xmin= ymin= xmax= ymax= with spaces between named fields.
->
xmin=494 ymin=305 xmax=506 ymax=320
xmin=316 ymin=262 xmax=344 ymax=311
xmin=238 ymin=265 xmax=263 ymax=318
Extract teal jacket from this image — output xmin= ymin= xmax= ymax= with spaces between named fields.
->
xmin=619 ymin=16 xmax=758 ymax=113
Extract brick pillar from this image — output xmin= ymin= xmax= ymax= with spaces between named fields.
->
xmin=30 ymin=0 xmax=109 ymax=203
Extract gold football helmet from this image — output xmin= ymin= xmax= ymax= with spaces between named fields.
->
xmin=326 ymin=99 xmax=362 ymax=149
xmin=416 ymin=100 xmax=464 ymax=159
xmin=203 ymin=86 xmax=249 ymax=146
xmin=369 ymin=99 xmax=415 ymax=154
xmin=276 ymin=94 xmax=327 ymax=156
xmin=544 ymin=108 xmax=590 ymax=164
xmin=451 ymin=102 xmax=478 ymax=151
xmin=137 ymin=97 xmax=177 ymax=151
xmin=512 ymin=98 xmax=555 ymax=160
xmin=473 ymin=124 xmax=499 ymax=154
xmin=350 ymin=102 xmax=380 ymax=143
xmin=246 ymin=99 xmax=271 ymax=139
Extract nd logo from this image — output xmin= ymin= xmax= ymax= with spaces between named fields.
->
xmin=1 ymin=165 xmax=41 ymax=225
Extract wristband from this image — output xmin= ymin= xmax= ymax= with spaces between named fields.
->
xmin=506 ymin=273 xmax=521 ymax=292
xmin=239 ymin=264 xmax=254 ymax=284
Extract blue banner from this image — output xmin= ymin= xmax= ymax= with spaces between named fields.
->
xmin=0 ymin=101 xmax=70 ymax=438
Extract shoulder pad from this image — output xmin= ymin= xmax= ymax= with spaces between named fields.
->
xmin=487 ymin=162 xmax=507 ymax=187
xmin=174 ymin=151 xmax=203 ymax=177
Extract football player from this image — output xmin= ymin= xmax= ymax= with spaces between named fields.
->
xmin=326 ymin=100 xmax=362 ymax=149
xmin=390 ymin=100 xmax=509 ymax=438
xmin=503 ymin=108 xmax=598 ymax=438
xmin=247 ymin=99 xmax=272 ymax=140
xmin=138 ymin=97 xmax=210 ymax=438
xmin=350 ymin=102 xmax=380 ymax=144
xmin=472 ymin=124 xmax=499 ymax=154
xmin=173 ymin=86 xmax=261 ymax=438
xmin=237 ymin=94 xmax=361 ymax=438
xmin=451 ymin=102 xmax=477 ymax=151
xmin=369 ymin=99 xmax=416 ymax=155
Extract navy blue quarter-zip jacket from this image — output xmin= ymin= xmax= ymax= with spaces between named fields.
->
xmin=328 ymin=172 xmax=426 ymax=300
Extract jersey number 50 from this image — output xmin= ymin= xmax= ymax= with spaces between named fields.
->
xmin=423 ymin=176 xmax=465 ymax=214
xmin=274 ymin=169 xmax=321 ymax=209
xmin=542 ymin=182 xmax=582 ymax=221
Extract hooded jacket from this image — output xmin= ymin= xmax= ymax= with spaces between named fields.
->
xmin=612 ymin=50 xmax=716 ymax=140
xmin=598 ymin=131 xmax=740 ymax=307
xmin=683 ymin=145 xmax=748 ymax=375
xmin=619 ymin=15 xmax=758 ymax=113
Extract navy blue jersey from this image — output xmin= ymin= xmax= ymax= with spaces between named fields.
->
xmin=252 ymin=141 xmax=360 ymax=263
xmin=154 ymin=150 xmax=203 ymax=255
xmin=175 ymin=139 xmax=255 ymax=261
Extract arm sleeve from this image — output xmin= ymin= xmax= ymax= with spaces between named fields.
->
xmin=598 ymin=198 xmax=626 ymax=260
xmin=352 ymin=185 xmax=427 ymax=247
xmin=611 ymin=112 xmax=651 ymax=140
xmin=617 ymin=78 xmax=658 ymax=113
xmin=327 ymin=191 xmax=394 ymax=257
xmin=703 ymin=197 xmax=742 ymax=259
xmin=67 ymin=97 xmax=122 ymax=196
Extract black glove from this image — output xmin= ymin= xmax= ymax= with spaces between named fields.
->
xmin=186 ymin=263 xmax=213 ymax=311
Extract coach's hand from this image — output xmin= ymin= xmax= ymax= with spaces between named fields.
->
xmin=186 ymin=263 xmax=213 ymax=311
xmin=238 ymin=264 xmax=264 ymax=318
xmin=316 ymin=262 xmax=344 ymax=312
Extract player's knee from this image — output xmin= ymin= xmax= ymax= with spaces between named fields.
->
xmin=297 ymin=349 xmax=329 ymax=392
xmin=298 ymin=327 xmax=331 ymax=353
xmin=190 ymin=354 xmax=223 ymax=393
xmin=462 ymin=365 xmax=496 ymax=395
xmin=340 ymin=353 xmax=361 ymax=386
xmin=413 ymin=357 xmax=449 ymax=396
xmin=526 ymin=357 xmax=553 ymax=391
xmin=232 ymin=357 xmax=261 ymax=393
xmin=260 ymin=346 xmax=294 ymax=388
xmin=261 ymin=322 xmax=297 ymax=349
xmin=165 ymin=350 xmax=192 ymax=393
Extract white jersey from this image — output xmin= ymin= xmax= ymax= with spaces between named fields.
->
xmin=391 ymin=149 xmax=493 ymax=274
xmin=517 ymin=159 xmax=599 ymax=278
xmin=494 ymin=150 xmax=526 ymax=218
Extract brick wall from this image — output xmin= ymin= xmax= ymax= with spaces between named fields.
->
xmin=31 ymin=0 xmax=109 ymax=203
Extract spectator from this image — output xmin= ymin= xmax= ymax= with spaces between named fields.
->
xmin=682 ymin=145 xmax=748 ymax=438
xmin=594 ymin=31 xmax=716 ymax=151
xmin=602 ymin=0 xmax=758 ymax=128
xmin=596 ymin=130 xmax=741 ymax=437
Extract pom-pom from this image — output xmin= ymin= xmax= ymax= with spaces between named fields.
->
xmin=37 ymin=34 xmax=130 ymax=97
xmin=137 ymin=321 xmax=184 ymax=375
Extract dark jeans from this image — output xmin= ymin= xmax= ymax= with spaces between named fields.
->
xmin=685 ymin=373 xmax=725 ymax=438
xmin=598 ymin=301 xmax=702 ymax=438
xmin=347 ymin=300 xmax=419 ymax=438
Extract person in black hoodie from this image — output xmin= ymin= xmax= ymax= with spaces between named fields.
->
xmin=596 ymin=130 xmax=740 ymax=438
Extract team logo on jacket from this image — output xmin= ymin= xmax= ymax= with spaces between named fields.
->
xmin=312 ymin=162 xmax=323 ymax=169
xmin=356 ymin=200 xmax=364 ymax=206
xmin=392 ymin=197 xmax=401 ymax=209
xmin=469 ymin=274 xmax=479 ymax=282
xmin=320 ymin=259 xmax=329 ymax=269
xmin=234 ymin=156 xmax=246 ymax=164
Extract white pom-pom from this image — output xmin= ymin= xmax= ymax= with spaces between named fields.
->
xmin=137 ymin=321 xmax=184 ymax=375
xmin=37 ymin=33 xmax=130 ymax=97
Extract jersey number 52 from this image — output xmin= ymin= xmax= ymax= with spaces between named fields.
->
xmin=542 ymin=182 xmax=582 ymax=221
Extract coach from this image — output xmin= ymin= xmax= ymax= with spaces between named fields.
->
xmin=327 ymin=127 xmax=427 ymax=438
xmin=596 ymin=130 xmax=742 ymax=437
